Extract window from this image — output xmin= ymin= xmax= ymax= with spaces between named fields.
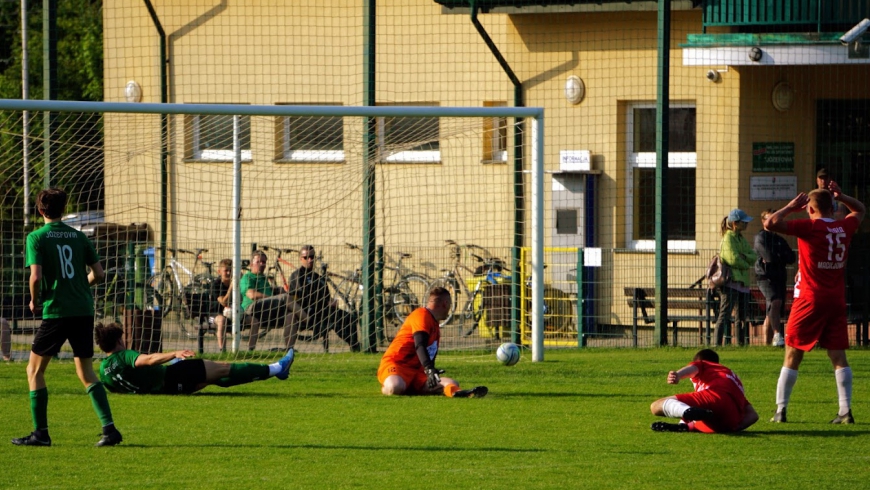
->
xmin=556 ymin=209 xmax=578 ymax=235
xmin=187 ymin=113 xmax=251 ymax=161
xmin=626 ymin=104 xmax=696 ymax=251
xmin=483 ymin=101 xmax=507 ymax=163
xmin=377 ymin=103 xmax=440 ymax=163
xmin=279 ymin=112 xmax=344 ymax=162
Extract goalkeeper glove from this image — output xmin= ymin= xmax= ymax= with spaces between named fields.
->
xmin=424 ymin=367 xmax=445 ymax=389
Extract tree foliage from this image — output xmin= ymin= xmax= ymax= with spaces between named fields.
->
xmin=0 ymin=0 xmax=104 ymax=232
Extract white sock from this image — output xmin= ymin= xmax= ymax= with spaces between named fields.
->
xmin=268 ymin=362 xmax=282 ymax=376
xmin=776 ymin=367 xmax=799 ymax=411
xmin=662 ymin=398 xmax=691 ymax=419
xmin=835 ymin=367 xmax=853 ymax=416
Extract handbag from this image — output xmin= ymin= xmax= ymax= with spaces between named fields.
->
xmin=706 ymin=253 xmax=732 ymax=289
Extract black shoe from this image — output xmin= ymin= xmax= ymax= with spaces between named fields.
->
xmin=11 ymin=432 xmax=51 ymax=447
xmin=454 ymin=386 xmax=488 ymax=398
xmin=682 ymin=407 xmax=713 ymax=422
xmin=770 ymin=408 xmax=787 ymax=423
xmin=831 ymin=410 xmax=854 ymax=425
xmin=95 ymin=428 xmax=123 ymax=447
xmin=651 ymin=422 xmax=689 ymax=432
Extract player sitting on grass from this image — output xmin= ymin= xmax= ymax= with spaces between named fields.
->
xmin=95 ymin=323 xmax=294 ymax=395
xmin=650 ymin=349 xmax=759 ymax=433
xmin=378 ymin=287 xmax=487 ymax=398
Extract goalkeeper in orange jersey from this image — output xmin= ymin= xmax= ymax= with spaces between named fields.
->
xmin=377 ymin=287 xmax=487 ymax=398
xmin=95 ymin=323 xmax=294 ymax=395
xmin=650 ymin=349 xmax=759 ymax=433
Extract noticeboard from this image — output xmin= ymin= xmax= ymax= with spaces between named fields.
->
xmin=750 ymin=176 xmax=797 ymax=201
xmin=752 ymin=142 xmax=794 ymax=172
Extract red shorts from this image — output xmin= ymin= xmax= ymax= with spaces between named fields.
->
xmin=785 ymin=296 xmax=849 ymax=351
xmin=377 ymin=361 xmax=428 ymax=394
xmin=675 ymin=389 xmax=745 ymax=433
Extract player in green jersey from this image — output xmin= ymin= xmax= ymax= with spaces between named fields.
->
xmin=12 ymin=188 xmax=122 ymax=447
xmin=95 ymin=323 xmax=295 ymax=394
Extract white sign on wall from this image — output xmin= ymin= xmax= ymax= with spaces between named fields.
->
xmin=559 ymin=150 xmax=590 ymax=172
xmin=583 ymin=248 xmax=601 ymax=267
xmin=750 ymin=176 xmax=797 ymax=201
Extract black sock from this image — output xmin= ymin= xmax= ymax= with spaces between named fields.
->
xmin=102 ymin=423 xmax=116 ymax=435
xmin=34 ymin=428 xmax=50 ymax=440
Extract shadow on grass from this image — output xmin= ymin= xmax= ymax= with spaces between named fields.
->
xmin=745 ymin=429 xmax=870 ymax=437
xmin=496 ymin=392 xmax=655 ymax=399
xmin=112 ymin=443 xmax=547 ymax=452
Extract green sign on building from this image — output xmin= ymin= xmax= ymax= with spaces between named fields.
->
xmin=752 ymin=142 xmax=794 ymax=172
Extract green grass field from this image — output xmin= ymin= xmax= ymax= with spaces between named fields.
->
xmin=2 ymin=347 xmax=869 ymax=489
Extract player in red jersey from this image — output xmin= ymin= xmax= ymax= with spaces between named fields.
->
xmin=378 ymin=287 xmax=487 ymax=398
xmin=764 ymin=182 xmax=865 ymax=424
xmin=650 ymin=349 xmax=758 ymax=433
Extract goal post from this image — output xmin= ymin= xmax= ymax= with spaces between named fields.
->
xmin=0 ymin=98 xmax=545 ymax=362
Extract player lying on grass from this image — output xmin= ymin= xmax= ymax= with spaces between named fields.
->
xmin=95 ymin=323 xmax=294 ymax=394
xmin=650 ymin=349 xmax=759 ymax=433
xmin=378 ymin=287 xmax=487 ymax=398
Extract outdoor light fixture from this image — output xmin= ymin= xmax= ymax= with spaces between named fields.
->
xmin=748 ymin=47 xmax=763 ymax=62
xmin=565 ymin=75 xmax=585 ymax=105
xmin=125 ymin=81 xmax=143 ymax=103
xmin=772 ymin=82 xmax=795 ymax=112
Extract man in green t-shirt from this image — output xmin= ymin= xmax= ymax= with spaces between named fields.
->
xmin=95 ymin=323 xmax=294 ymax=394
xmin=239 ymin=250 xmax=307 ymax=351
xmin=12 ymin=188 xmax=122 ymax=447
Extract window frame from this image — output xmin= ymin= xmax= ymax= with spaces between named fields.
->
xmin=188 ymin=111 xmax=252 ymax=162
xmin=376 ymin=103 xmax=441 ymax=164
xmin=625 ymin=102 xmax=697 ymax=251
xmin=277 ymin=104 xmax=345 ymax=163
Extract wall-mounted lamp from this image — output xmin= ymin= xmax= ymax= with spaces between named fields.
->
xmin=748 ymin=47 xmax=763 ymax=62
xmin=565 ymin=75 xmax=585 ymax=105
xmin=772 ymin=82 xmax=795 ymax=112
xmin=125 ymin=81 xmax=143 ymax=103
xmin=706 ymin=70 xmax=721 ymax=83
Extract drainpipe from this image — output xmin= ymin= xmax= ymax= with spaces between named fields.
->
xmin=144 ymin=0 xmax=168 ymax=274
xmin=470 ymin=1 xmax=525 ymax=343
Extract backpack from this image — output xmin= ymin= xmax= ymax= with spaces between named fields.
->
xmin=706 ymin=253 xmax=732 ymax=289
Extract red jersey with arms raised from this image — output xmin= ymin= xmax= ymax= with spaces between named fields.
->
xmin=786 ymin=216 xmax=859 ymax=302
xmin=689 ymin=360 xmax=746 ymax=396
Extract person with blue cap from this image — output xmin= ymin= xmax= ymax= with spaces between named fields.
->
xmin=714 ymin=209 xmax=758 ymax=346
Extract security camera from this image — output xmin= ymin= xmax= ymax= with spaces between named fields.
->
xmin=840 ymin=18 xmax=870 ymax=45
xmin=706 ymin=70 xmax=721 ymax=83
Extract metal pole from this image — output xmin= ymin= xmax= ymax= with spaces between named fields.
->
xmin=655 ymin=0 xmax=671 ymax=346
xmin=361 ymin=0 xmax=378 ymax=353
xmin=42 ymin=0 xmax=57 ymax=189
xmin=531 ymin=116 xmax=544 ymax=362
xmin=21 ymin=0 xmax=30 ymax=226
xmin=231 ymin=115 xmax=242 ymax=354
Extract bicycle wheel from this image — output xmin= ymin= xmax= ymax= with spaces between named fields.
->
xmin=391 ymin=274 xmax=430 ymax=324
xmin=428 ymin=277 xmax=458 ymax=326
xmin=147 ymin=271 xmax=177 ymax=314
xmin=460 ymin=288 xmax=484 ymax=337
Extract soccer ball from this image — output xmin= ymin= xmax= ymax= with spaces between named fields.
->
xmin=496 ymin=342 xmax=520 ymax=366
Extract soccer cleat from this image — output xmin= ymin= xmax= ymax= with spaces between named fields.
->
xmin=682 ymin=407 xmax=713 ymax=422
xmin=830 ymin=410 xmax=854 ymax=425
xmin=453 ymin=386 xmax=488 ymax=398
xmin=11 ymin=432 xmax=51 ymax=447
xmin=651 ymin=421 xmax=689 ymax=433
xmin=772 ymin=333 xmax=785 ymax=347
xmin=95 ymin=428 xmax=123 ymax=447
xmin=770 ymin=408 xmax=787 ymax=423
xmin=276 ymin=348 xmax=295 ymax=380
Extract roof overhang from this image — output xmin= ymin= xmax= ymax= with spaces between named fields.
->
xmin=682 ymin=33 xmax=870 ymax=65
xmin=435 ymin=0 xmax=697 ymax=14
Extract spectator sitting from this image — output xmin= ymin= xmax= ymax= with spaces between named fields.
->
xmin=288 ymin=245 xmax=335 ymax=350
xmin=239 ymin=250 xmax=307 ymax=351
xmin=211 ymin=259 xmax=233 ymax=352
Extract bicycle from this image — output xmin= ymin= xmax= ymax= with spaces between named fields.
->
xmin=259 ymin=244 xmax=297 ymax=292
xmin=146 ymin=248 xmax=215 ymax=337
xmin=428 ymin=240 xmax=508 ymax=336
xmin=343 ymin=243 xmax=431 ymax=341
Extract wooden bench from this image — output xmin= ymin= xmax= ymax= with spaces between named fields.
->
xmin=624 ymin=287 xmax=718 ymax=347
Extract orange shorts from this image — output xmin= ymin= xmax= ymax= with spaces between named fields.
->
xmin=377 ymin=361 xmax=428 ymax=394
xmin=785 ymin=296 xmax=849 ymax=351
